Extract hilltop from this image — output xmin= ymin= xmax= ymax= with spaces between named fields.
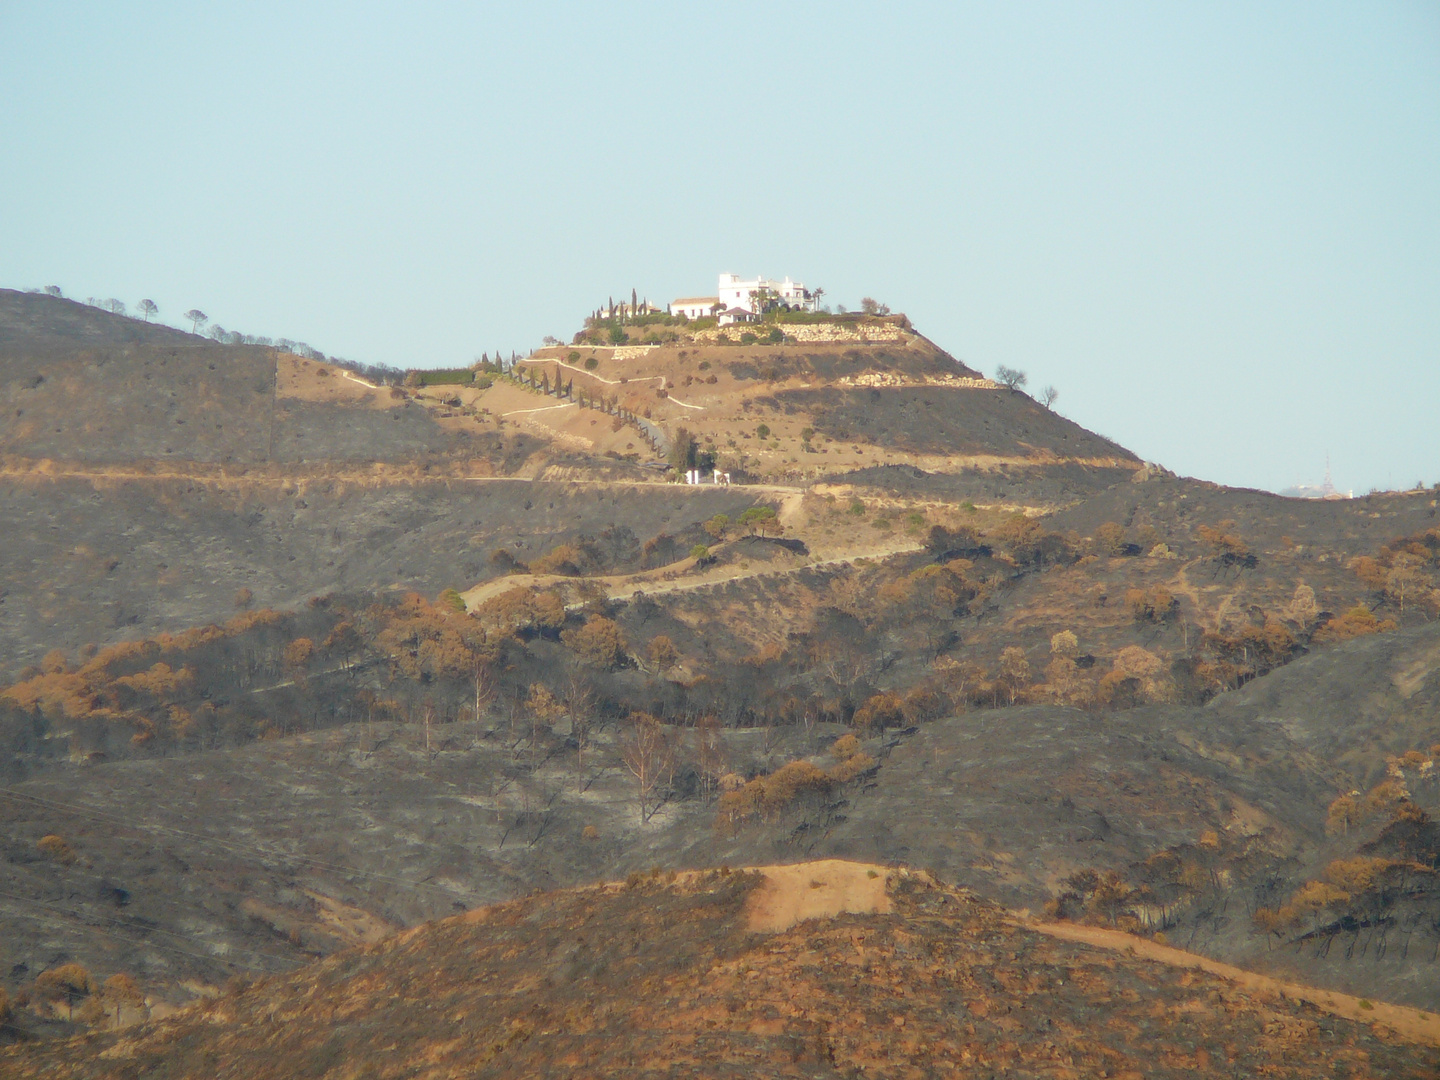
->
xmin=4 ymin=861 xmax=1436 ymax=1078
xmin=455 ymin=317 xmax=1136 ymax=485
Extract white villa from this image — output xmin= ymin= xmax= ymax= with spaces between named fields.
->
xmin=670 ymin=273 xmax=820 ymax=323
xmin=669 ymin=296 xmax=724 ymax=321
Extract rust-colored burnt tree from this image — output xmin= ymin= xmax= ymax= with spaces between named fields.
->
xmin=34 ymin=963 xmax=96 ymax=1021
xmin=647 ymin=634 xmax=680 ymax=673
xmin=102 ymin=973 xmax=145 ymax=1027
xmin=563 ymin=615 xmax=628 ymax=669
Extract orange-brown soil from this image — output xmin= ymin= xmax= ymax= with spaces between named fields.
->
xmin=4 ymin=862 xmax=1436 ymax=1079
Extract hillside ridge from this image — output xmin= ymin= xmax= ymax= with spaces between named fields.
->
xmin=4 ymin=860 xmax=1436 ymax=1078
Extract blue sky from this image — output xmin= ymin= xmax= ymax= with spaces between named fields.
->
xmin=3 ymin=2 xmax=1437 ymax=494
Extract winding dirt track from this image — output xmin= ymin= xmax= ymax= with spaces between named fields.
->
xmin=1028 ymin=919 xmax=1440 ymax=1048
xmin=460 ymin=536 xmax=924 ymax=610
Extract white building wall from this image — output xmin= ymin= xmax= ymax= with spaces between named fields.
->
xmin=669 ymin=298 xmax=720 ymax=320
xmin=717 ymin=273 xmax=815 ymax=313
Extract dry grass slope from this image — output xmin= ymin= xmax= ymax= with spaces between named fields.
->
xmin=3 ymin=862 xmax=1435 ymax=1079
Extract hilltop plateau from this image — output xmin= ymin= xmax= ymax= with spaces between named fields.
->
xmin=1 ymin=288 xmax=1438 ymax=1064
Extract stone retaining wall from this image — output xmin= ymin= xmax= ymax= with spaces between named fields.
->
xmin=691 ymin=321 xmax=911 ymax=346
xmin=839 ymin=372 xmax=999 ymax=389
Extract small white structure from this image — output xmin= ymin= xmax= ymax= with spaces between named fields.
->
xmin=717 ymin=306 xmax=757 ymax=326
xmin=683 ymin=469 xmax=731 ymax=486
xmin=669 ymin=296 xmax=722 ymax=320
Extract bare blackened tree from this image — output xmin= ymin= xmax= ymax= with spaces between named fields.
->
xmin=184 ymin=309 xmax=208 ymax=334
xmin=138 ymin=299 xmax=158 ymax=322
xmin=693 ymin=713 xmax=725 ymax=799
xmin=107 ymin=298 xmax=126 ymax=315
xmin=995 ymin=365 xmax=1028 ymax=392
xmin=1040 ymin=385 xmax=1058 ymax=409
xmin=621 ymin=711 xmax=673 ymax=823
xmin=565 ymin=667 xmax=597 ymax=792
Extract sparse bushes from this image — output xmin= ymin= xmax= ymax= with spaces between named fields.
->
xmin=1195 ymin=618 xmax=1298 ymax=692
xmin=1311 ymin=605 xmax=1396 ymax=644
xmin=648 ymin=635 xmax=679 ymax=671
xmin=37 ymin=834 xmax=76 ymax=865
xmin=529 ymin=544 xmax=588 ymax=577
xmin=1095 ymin=522 xmax=1126 ymax=555
xmin=714 ymin=735 xmax=878 ymax=834
xmin=488 ymin=548 xmax=527 ymax=574
xmin=1325 ymin=793 xmax=1360 ymax=837
xmin=377 ymin=593 xmax=495 ymax=683
xmin=997 ymin=647 xmax=1031 ymax=704
xmin=1040 ymin=656 xmax=1090 ymax=707
xmin=900 ymin=686 xmax=948 ymax=725
xmin=737 ymin=506 xmax=780 ymax=536
xmin=827 ymin=747 xmax=876 ymax=782
xmin=562 ymin=616 xmax=628 ymax=669
xmin=1197 ymin=521 xmax=1254 ymax=567
xmin=927 ymin=525 xmax=987 ymax=558
xmin=1349 ymin=528 xmax=1440 ymax=615
xmin=994 ymin=513 xmax=1078 ymax=567
xmin=34 ymin=963 xmax=96 ymax=1021
xmin=853 ymin=692 xmax=904 ymax=731
xmin=282 ymin=638 xmax=315 ymax=674
xmin=1126 ymin=587 xmax=1177 ymax=624
xmin=474 ymin=587 xmax=564 ymax=638
xmin=1098 ymin=646 xmax=1172 ymax=705
xmin=103 ymin=973 xmax=145 ymax=1026
xmin=1050 ymin=630 xmax=1079 ymax=659
xmin=715 ymin=761 xmax=831 ymax=833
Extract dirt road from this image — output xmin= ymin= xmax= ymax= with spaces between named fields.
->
xmin=1028 ymin=919 xmax=1440 ymax=1048
xmin=460 ymin=535 xmax=925 ymax=610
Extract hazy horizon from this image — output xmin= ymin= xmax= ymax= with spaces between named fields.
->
xmin=3 ymin=3 xmax=1436 ymax=495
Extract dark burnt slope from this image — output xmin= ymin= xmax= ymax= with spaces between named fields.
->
xmin=0 ymin=290 xmax=464 ymax=465
xmin=768 ymin=382 xmax=1138 ymax=460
